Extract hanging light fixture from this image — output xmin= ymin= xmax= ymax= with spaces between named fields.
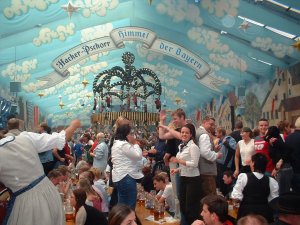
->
xmin=82 ymin=76 xmax=89 ymax=88
xmin=175 ymin=97 xmax=181 ymax=105
xmin=37 ymin=92 xmax=44 ymax=98
xmin=86 ymin=93 xmax=92 ymax=98
xmin=58 ymin=95 xmax=65 ymax=109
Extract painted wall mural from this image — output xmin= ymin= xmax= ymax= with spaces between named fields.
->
xmin=201 ymin=62 xmax=300 ymax=130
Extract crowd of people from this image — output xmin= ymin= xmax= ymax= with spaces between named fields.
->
xmin=0 ymin=109 xmax=300 ymax=225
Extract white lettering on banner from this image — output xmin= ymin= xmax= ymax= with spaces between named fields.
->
xmin=38 ymin=26 xmax=211 ymax=89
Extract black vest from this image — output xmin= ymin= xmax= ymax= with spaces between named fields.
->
xmin=83 ymin=204 xmax=108 ymax=225
xmin=238 ymin=173 xmax=273 ymax=222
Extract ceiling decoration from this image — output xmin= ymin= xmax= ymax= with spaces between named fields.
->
xmin=0 ymin=0 xmax=299 ymax=126
xmin=61 ymin=0 xmax=80 ymax=18
xmin=93 ymin=52 xmax=162 ymax=108
xmin=239 ymin=20 xmax=251 ymax=32
xmin=292 ymin=39 xmax=300 ymax=51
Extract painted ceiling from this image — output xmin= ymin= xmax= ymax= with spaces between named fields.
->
xmin=0 ymin=0 xmax=300 ymax=126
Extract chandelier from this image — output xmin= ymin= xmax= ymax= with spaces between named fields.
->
xmin=93 ymin=52 xmax=162 ymax=110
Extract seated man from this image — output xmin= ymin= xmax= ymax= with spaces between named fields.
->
xmin=222 ymin=171 xmax=236 ymax=199
xmin=153 ymin=174 xmax=175 ymax=217
xmin=192 ymin=195 xmax=233 ymax=225
xmin=47 ymin=169 xmax=63 ymax=186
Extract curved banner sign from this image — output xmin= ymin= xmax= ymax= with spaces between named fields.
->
xmin=38 ymin=26 xmax=211 ymax=89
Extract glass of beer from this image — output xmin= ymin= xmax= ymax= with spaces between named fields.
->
xmin=233 ymin=199 xmax=240 ymax=213
xmin=154 ymin=208 xmax=160 ymax=221
xmin=65 ymin=211 xmax=74 ymax=222
xmin=158 ymin=203 xmax=165 ymax=220
xmin=139 ymin=192 xmax=145 ymax=207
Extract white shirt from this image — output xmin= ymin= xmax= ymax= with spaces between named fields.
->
xmin=238 ymin=139 xmax=255 ymax=166
xmin=157 ymin=184 xmax=175 ymax=213
xmin=198 ymin=126 xmax=217 ymax=162
xmin=176 ymin=140 xmax=200 ymax=177
xmin=75 ymin=206 xmax=87 ymax=225
xmin=231 ymin=172 xmax=279 ymax=202
xmin=111 ymin=140 xmax=144 ymax=182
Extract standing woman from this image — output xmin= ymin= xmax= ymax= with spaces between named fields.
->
xmin=111 ymin=124 xmax=143 ymax=209
xmin=70 ymin=188 xmax=108 ymax=225
xmin=170 ymin=123 xmax=201 ymax=225
xmin=108 ymin=116 xmax=130 ymax=208
xmin=234 ymin=127 xmax=255 ymax=177
xmin=0 ymin=119 xmax=81 ymax=225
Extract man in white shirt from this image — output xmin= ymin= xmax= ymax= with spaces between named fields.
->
xmin=231 ymin=153 xmax=279 ymax=222
xmin=196 ymin=116 xmax=222 ymax=199
xmin=153 ymin=174 xmax=175 ymax=216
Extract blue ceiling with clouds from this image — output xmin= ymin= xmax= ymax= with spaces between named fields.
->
xmin=0 ymin=0 xmax=299 ymax=126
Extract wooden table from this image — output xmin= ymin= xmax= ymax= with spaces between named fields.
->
xmin=135 ymin=205 xmax=180 ymax=225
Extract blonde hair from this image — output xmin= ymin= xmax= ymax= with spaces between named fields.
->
xmin=113 ymin=116 xmax=130 ymax=133
xmin=78 ymin=177 xmax=95 ymax=195
xmin=89 ymin=167 xmax=102 ymax=180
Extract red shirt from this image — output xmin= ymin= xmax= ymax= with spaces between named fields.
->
xmin=254 ymin=136 xmax=274 ymax=173
xmin=90 ymin=140 xmax=98 ymax=153
xmin=223 ymin=220 xmax=234 ymax=225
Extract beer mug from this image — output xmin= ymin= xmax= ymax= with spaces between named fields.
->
xmin=64 ymin=199 xmax=74 ymax=222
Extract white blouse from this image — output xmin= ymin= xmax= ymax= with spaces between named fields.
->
xmin=238 ymin=139 xmax=255 ymax=166
xmin=176 ymin=140 xmax=200 ymax=177
xmin=111 ymin=140 xmax=144 ymax=182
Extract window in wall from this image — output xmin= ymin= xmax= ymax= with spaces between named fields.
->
xmin=278 ymin=78 xmax=281 ymax=86
xmin=263 ymin=112 xmax=265 ymax=118
xmin=283 ymin=93 xmax=286 ymax=99
xmin=289 ymin=89 xmax=291 ymax=96
xmin=275 ymin=110 xmax=279 ymax=119
xmin=282 ymin=73 xmax=285 ymax=81
xmin=267 ymin=111 xmax=269 ymax=120
xmin=271 ymin=111 xmax=274 ymax=119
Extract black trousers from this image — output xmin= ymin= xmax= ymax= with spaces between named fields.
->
xmin=179 ymin=176 xmax=201 ymax=225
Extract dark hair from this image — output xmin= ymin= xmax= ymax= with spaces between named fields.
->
xmin=264 ymin=126 xmax=280 ymax=142
xmin=201 ymin=195 xmax=228 ymax=223
xmin=251 ymin=153 xmax=267 ymax=173
xmin=242 ymin=127 xmax=253 ymax=138
xmin=40 ymin=122 xmax=51 ymax=134
xmin=237 ymin=214 xmax=268 ymax=225
xmin=202 ymin=116 xmax=215 ymax=122
xmin=277 ymin=120 xmax=290 ymax=133
xmin=73 ymin=188 xmax=87 ymax=214
xmin=252 ymin=128 xmax=260 ymax=138
xmin=181 ymin=123 xmax=196 ymax=142
xmin=223 ymin=170 xmax=234 ymax=179
xmin=7 ymin=118 xmax=19 ymax=130
xmin=108 ymin=204 xmax=141 ymax=225
xmin=258 ymin=118 xmax=268 ymax=123
xmin=115 ymin=124 xmax=131 ymax=141
xmin=235 ymin=121 xmax=243 ymax=129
